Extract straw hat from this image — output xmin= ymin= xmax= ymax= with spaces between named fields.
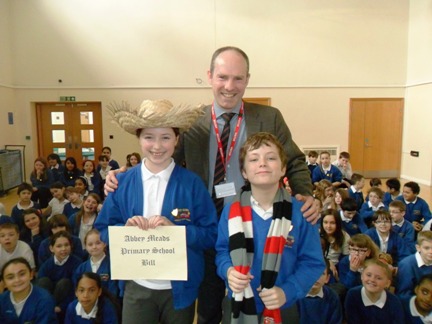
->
xmin=108 ymin=99 xmax=204 ymax=135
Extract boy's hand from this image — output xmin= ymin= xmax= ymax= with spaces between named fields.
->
xmin=412 ymin=221 xmax=423 ymax=232
xmin=227 ymin=267 xmax=253 ymax=293
xmin=258 ymin=287 xmax=287 ymax=310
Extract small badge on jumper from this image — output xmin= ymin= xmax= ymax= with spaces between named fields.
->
xmin=171 ymin=208 xmax=191 ymax=221
xmin=214 ymin=182 xmax=236 ymax=198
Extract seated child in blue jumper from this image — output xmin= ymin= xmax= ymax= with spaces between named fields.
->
xmin=365 ymin=210 xmax=410 ymax=269
xmin=65 ymin=272 xmax=120 ymax=324
xmin=360 ymin=187 xmax=386 ymax=228
xmin=384 ymin=178 xmax=401 ymax=207
xmin=396 ymin=181 xmax=431 ymax=232
xmin=339 ymin=198 xmax=367 ymax=236
xmin=338 ymin=234 xmax=380 ymax=290
xmin=38 ymin=214 xmax=84 ymax=266
xmin=348 ymin=173 xmax=365 ymax=211
xmin=216 ymin=132 xmax=324 ymax=323
xmin=73 ymin=229 xmax=118 ymax=298
xmin=63 ymin=186 xmax=83 ymax=219
xmin=402 ymin=273 xmax=432 ymax=323
xmin=0 ymin=257 xmax=57 ymax=323
xmin=20 ymin=208 xmax=49 ymax=269
xmin=297 ymin=258 xmax=343 ymax=324
xmin=397 ymin=231 xmax=432 ymax=299
xmin=306 ymin=150 xmax=319 ymax=178
xmin=345 ymin=258 xmax=404 ymax=324
xmin=10 ymin=182 xmax=41 ymax=231
xmin=37 ymin=231 xmax=82 ymax=318
xmin=390 ymin=200 xmax=416 ymax=253
xmin=312 ymin=151 xmax=343 ymax=188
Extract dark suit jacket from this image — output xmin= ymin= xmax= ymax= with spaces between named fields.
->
xmin=173 ymin=102 xmax=312 ymax=196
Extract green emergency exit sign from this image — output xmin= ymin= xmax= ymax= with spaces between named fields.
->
xmin=60 ymin=96 xmax=76 ymax=101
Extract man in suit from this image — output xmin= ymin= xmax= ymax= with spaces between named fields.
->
xmin=105 ymin=46 xmax=317 ymax=324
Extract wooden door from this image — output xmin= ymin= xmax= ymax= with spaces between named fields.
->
xmin=36 ymin=102 xmax=103 ymax=165
xmin=349 ymin=98 xmax=404 ymax=178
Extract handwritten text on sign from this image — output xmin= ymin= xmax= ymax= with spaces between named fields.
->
xmin=108 ymin=226 xmax=187 ymax=280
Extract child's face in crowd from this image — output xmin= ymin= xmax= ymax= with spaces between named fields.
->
xmin=75 ymin=180 xmax=86 ymax=194
xmin=335 ymin=192 xmax=343 ymax=206
xmin=34 ymin=161 xmax=45 ymax=172
xmin=24 ymin=213 xmax=40 ymax=231
xmin=415 ymin=279 xmax=432 ymax=316
xmin=241 ymin=143 xmax=286 ymax=188
xmin=417 ymin=240 xmax=432 ymax=265
xmin=402 ymin=186 xmax=417 ymax=202
xmin=374 ymin=217 xmax=391 ymax=235
xmin=50 ymin=188 xmax=65 ymax=200
xmin=322 ymin=215 xmax=337 ymax=236
xmin=102 ymin=149 xmax=111 ymax=159
xmin=361 ymin=264 xmax=390 ymax=294
xmin=0 ymin=228 xmax=19 ymax=253
xmin=319 ymin=154 xmax=331 ymax=168
xmin=75 ymin=277 xmax=102 ymax=313
xmin=389 ymin=207 xmax=404 ymax=224
xmin=67 ymin=191 xmax=80 ymax=204
xmin=310 ymin=269 xmax=329 ymax=294
xmin=83 ymin=161 xmax=94 ymax=174
xmin=99 ymin=160 xmax=109 ymax=169
xmin=129 ymin=155 xmax=139 ymax=166
xmin=65 ymin=160 xmax=75 ymax=171
xmin=343 ymin=210 xmax=357 ymax=220
xmin=356 ymin=178 xmax=365 ymax=190
xmin=349 ymin=245 xmax=370 ymax=262
xmin=308 ymin=156 xmax=317 ymax=165
xmin=19 ymin=189 xmax=32 ymax=203
xmin=2 ymin=262 xmax=33 ymax=296
xmin=83 ymin=196 xmax=98 ymax=214
xmin=85 ymin=233 xmax=106 ymax=258
xmin=50 ymin=236 xmax=71 ymax=262
xmin=339 ymin=157 xmax=349 ymax=167
xmin=48 ymin=158 xmax=57 ymax=167
xmin=368 ymin=192 xmax=381 ymax=207
xmin=324 ymin=186 xmax=334 ymax=198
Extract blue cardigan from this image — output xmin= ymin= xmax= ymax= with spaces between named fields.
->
xmin=94 ymin=164 xmax=218 ymax=310
xmin=312 ymin=165 xmax=342 ymax=184
xmin=395 ymin=196 xmax=432 ymax=224
xmin=65 ymin=298 xmax=118 ymax=324
xmin=0 ymin=285 xmax=58 ymax=323
xmin=396 ymin=253 xmax=432 ymax=298
xmin=344 ymin=286 xmax=405 ymax=324
xmin=215 ymin=197 xmax=325 ymax=313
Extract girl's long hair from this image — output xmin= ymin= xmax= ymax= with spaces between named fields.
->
xmin=320 ymin=209 xmax=345 ymax=253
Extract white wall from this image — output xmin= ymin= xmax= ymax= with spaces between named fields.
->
xmin=402 ymin=0 xmax=432 ymax=185
xmin=3 ymin=0 xmax=430 ymax=185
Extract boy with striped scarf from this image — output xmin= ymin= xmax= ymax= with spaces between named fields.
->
xmin=215 ymin=132 xmax=325 ymax=323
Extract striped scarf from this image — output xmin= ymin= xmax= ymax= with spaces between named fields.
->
xmin=228 ymin=187 xmax=293 ymax=324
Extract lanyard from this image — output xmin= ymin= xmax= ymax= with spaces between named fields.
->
xmin=211 ymin=102 xmax=244 ymax=172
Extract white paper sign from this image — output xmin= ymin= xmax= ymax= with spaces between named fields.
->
xmin=108 ymin=226 xmax=187 ymax=280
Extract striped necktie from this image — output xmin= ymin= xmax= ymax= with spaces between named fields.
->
xmin=213 ymin=112 xmax=236 ymax=216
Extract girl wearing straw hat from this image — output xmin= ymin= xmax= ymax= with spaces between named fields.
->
xmin=94 ymin=99 xmax=218 ymax=324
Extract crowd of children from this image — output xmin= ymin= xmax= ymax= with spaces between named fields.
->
xmin=306 ymin=150 xmax=432 ymax=323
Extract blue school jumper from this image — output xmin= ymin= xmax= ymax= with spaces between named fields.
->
xmin=340 ymin=214 xmax=368 ymax=237
xmin=63 ymin=202 xmax=81 ymax=218
xmin=364 ymin=228 xmax=410 ymax=265
xmin=396 ymin=196 xmax=432 ymax=224
xmin=11 ymin=201 xmax=41 ymax=230
xmin=392 ymin=221 xmax=416 ymax=253
xmin=348 ymin=187 xmax=364 ymax=211
xmin=338 ymin=255 xmax=362 ymax=289
xmin=297 ymin=285 xmax=343 ymax=324
xmin=65 ymin=298 xmax=118 ymax=324
xmin=344 ymin=286 xmax=404 ymax=324
xmin=38 ymin=235 xmax=84 ymax=266
xmin=73 ymin=256 xmax=118 ymax=297
xmin=359 ymin=202 xmax=386 ymax=227
xmin=312 ymin=165 xmax=343 ymax=184
xmin=397 ymin=253 xmax=432 ymax=298
xmin=0 ymin=284 xmax=58 ymax=324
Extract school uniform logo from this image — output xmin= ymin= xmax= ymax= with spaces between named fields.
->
xmin=171 ymin=208 xmax=191 ymax=221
